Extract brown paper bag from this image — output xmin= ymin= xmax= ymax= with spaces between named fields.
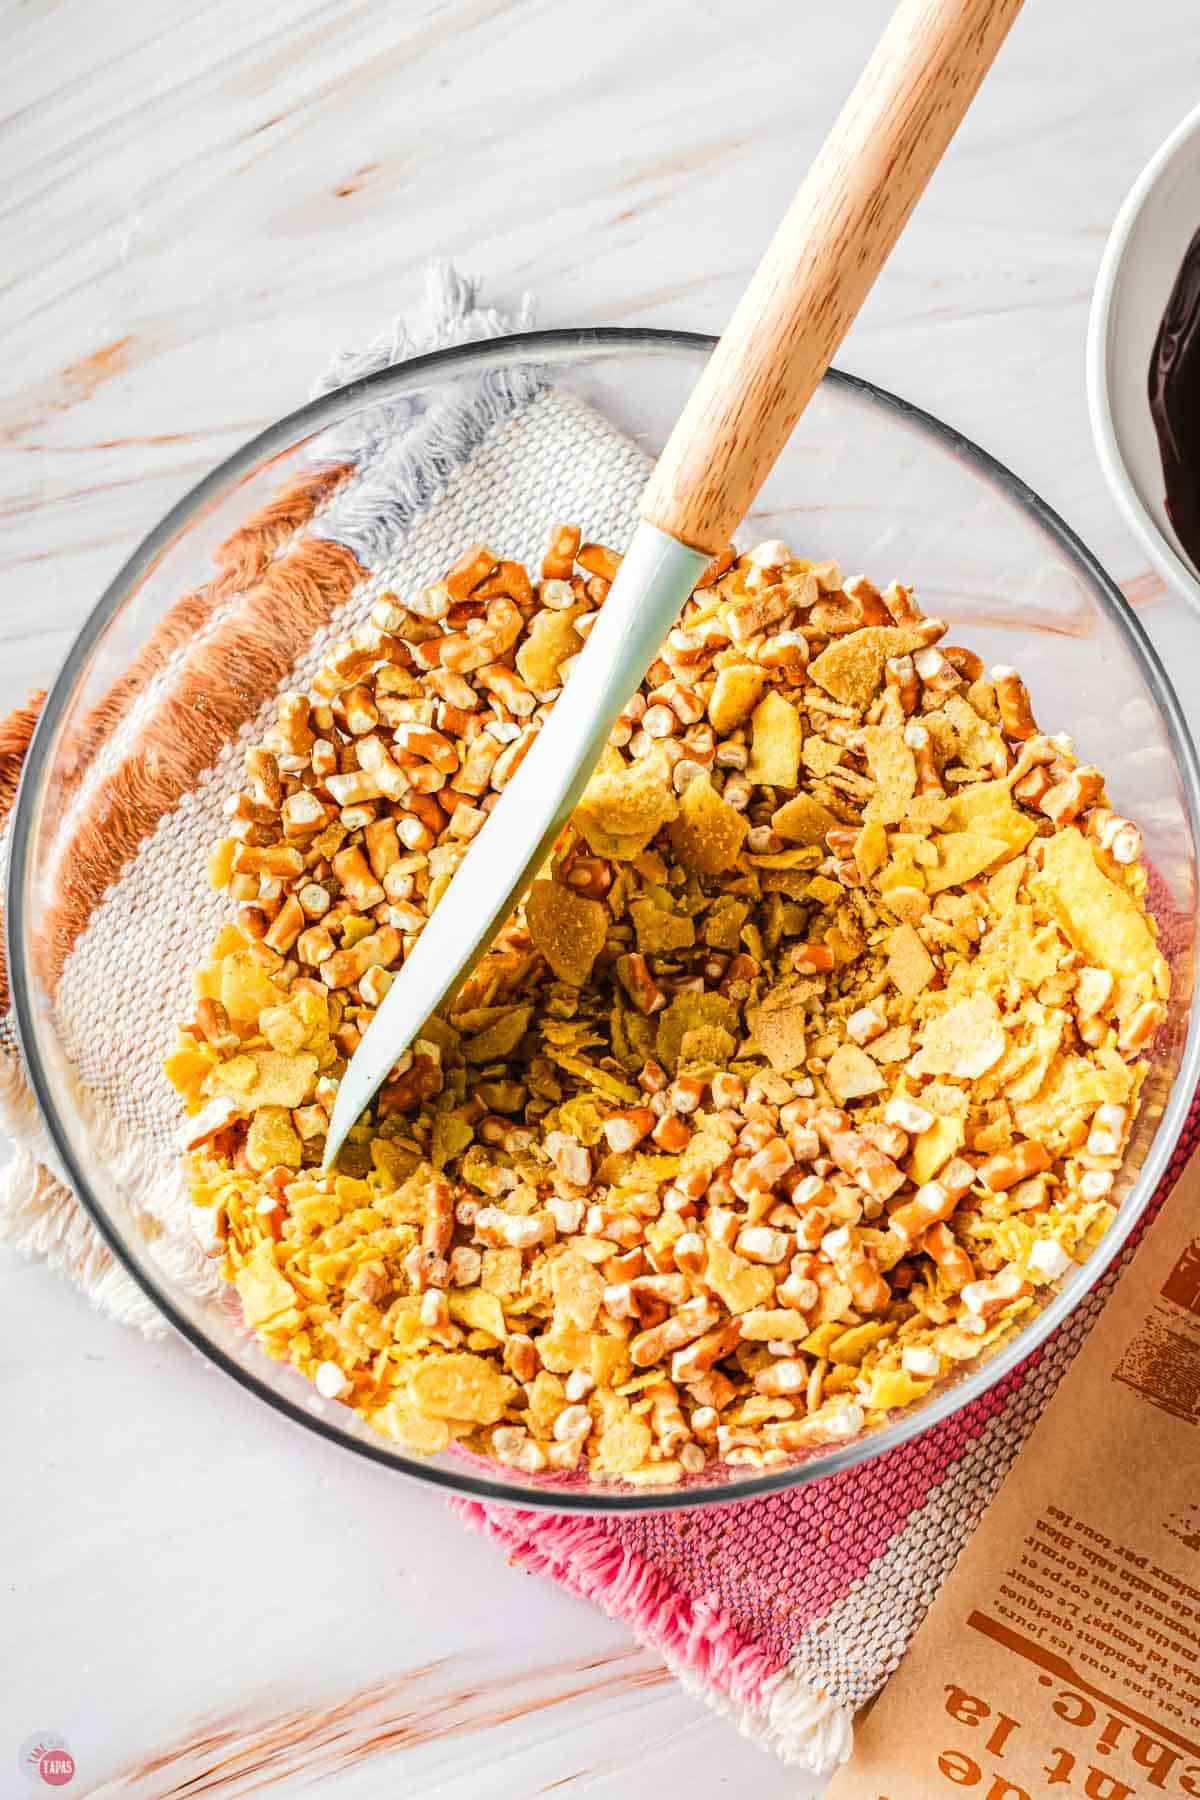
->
xmin=828 ymin=1152 xmax=1200 ymax=1800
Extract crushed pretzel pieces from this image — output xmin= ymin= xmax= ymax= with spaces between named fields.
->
xmin=166 ymin=531 xmax=1165 ymax=1483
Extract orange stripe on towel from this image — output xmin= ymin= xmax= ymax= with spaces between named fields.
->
xmin=36 ymin=532 xmax=365 ymax=990
xmin=0 ymin=460 xmax=365 ymax=1006
xmin=60 ymin=462 xmax=355 ymax=786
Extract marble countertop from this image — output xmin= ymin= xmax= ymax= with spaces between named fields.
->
xmin=5 ymin=1 xmax=1199 ymax=1793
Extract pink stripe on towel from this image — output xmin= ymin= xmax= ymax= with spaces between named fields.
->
xmin=456 ymin=1499 xmax=784 ymax=1708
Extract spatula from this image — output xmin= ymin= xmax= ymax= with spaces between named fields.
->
xmin=324 ymin=0 xmax=1024 ymax=1168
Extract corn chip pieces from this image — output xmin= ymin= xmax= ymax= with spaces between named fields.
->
xmin=886 ymin=922 xmax=935 ymax=997
xmin=214 ymin=1049 xmax=317 ymax=1109
xmin=235 ymin=1243 xmax=300 ymax=1330
xmin=750 ymin=985 xmax=809 ymax=1073
xmin=910 ymin=991 xmax=1007 ymax=1081
xmin=772 ymin=791 xmax=840 ymax=846
xmin=705 ymin=1240 xmax=774 ymax=1313
xmin=864 ymin=726 xmax=917 ymax=823
xmin=407 ymin=1352 xmax=516 ymax=1424
xmin=827 ymin=1043 xmax=885 ymax=1102
xmin=708 ymin=663 xmax=767 ymax=733
xmin=655 ymin=991 xmax=739 ymax=1073
xmin=576 ymin=747 xmax=679 ymax=858
xmin=1033 ymin=826 xmax=1168 ymax=1016
xmin=526 ymin=879 xmax=607 ymax=985
xmin=593 ymin=1407 xmax=653 ymax=1476
xmin=907 ymin=1113 xmax=964 ymax=1183
xmin=746 ymin=690 xmax=803 ymax=788
xmin=630 ymin=897 xmax=695 ymax=954
xmin=516 ymin=608 xmax=583 ymax=690
xmin=809 ymin=627 xmax=925 ymax=709
xmin=667 ymin=775 xmax=748 ymax=874
xmin=551 ymin=1252 xmax=604 ymax=1330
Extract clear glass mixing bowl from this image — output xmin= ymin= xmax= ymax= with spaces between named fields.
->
xmin=9 ymin=329 xmax=1200 ymax=1510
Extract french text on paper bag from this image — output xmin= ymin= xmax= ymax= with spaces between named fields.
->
xmin=886 ymin=1491 xmax=1200 ymax=1800
xmin=999 ymin=1504 xmax=1200 ymax=1717
xmin=906 ymin=1668 xmax=1200 ymax=1800
xmin=857 ymin=1489 xmax=1200 ymax=1798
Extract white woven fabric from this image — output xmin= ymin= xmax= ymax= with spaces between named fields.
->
xmin=0 ymin=266 xmax=653 ymax=1331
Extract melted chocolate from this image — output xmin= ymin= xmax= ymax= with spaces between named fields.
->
xmin=1149 ymin=225 xmax=1200 ymax=573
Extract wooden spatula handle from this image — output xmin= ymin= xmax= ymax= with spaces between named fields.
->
xmin=640 ymin=0 xmax=1024 ymax=555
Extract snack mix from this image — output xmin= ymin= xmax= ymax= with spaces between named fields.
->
xmin=165 ymin=530 xmax=1169 ymax=1483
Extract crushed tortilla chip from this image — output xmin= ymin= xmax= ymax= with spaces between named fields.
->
xmin=854 ymin=820 xmax=888 ymax=883
xmin=801 ymin=736 xmax=845 ymax=778
xmin=245 ymin=1049 xmax=318 ymax=1108
xmin=656 ymin=990 xmax=740 ymax=1072
xmin=946 ymin=779 xmax=1037 ymax=849
xmin=746 ymin=690 xmax=803 ymax=787
xmin=702 ymin=896 xmax=750 ymax=949
xmin=526 ymin=879 xmax=608 ymax=985
xmin=943 ymin=693 xmax=1009 ymax=773
xmin=464 ymin=1006 xmax=532 ymax=1063
xmin=708 ymin=663 xmax=767 ymax=732
xmin=667 ymin=774 xmax=749 ymax=874
xmin=235 ymin=1243 xmax=299 ymax=1329
xmin=448 ymin=1287 xmax=507 ymax=1339
xmin=750 ymin=986 xmax=809 ymax=1073
xmin=827 ymin=1043 xmax=885 ymax=1102
xmin=481 ymin=1248 xmax=522 ymax=1295
xmin=372 ymin=1403 xmax=453 ymax=1455
xmin=864 ymin=725 xmax=917 ymax=822
xmin=246 ymin=1106 xmax=303 ymax=1172
xmin=408 ymin=1352 xmax=516 ymax=1423
xmin=677 ymin=1024 xmax=737 ymax=1073
xmin=911 ymin=991 xmax=1007 ymax=1080
xmin=739 ymin=1308 xmax=808 ymax=1340
xmin=593 ymin=1403 xmax=653 ymax=1475
xmin=1033 ymin=827 xmax=1169 ymax=1017
xmin=907 ymin=1113 xmax=965 ymax=1183
xmin=864 ymin=1370 xmax=931 ymax=1411
xmin=551 ymin=1252 xmax=604 ymax=1330
xmin=630 ymin=897 xmax=695 ymax=954
xmin=771 ymin=791 xmax=840 ymax=846
xmin=886 ymin=922 xmax=936 ymax=997
xmin=868 ymin=1023 xmax=912 ymax=1064
xmin=923 ymin=831 xmax=1012 ymax=894
xmin=516 ymin=608 xmax=583 ymax=689
xmin=808 ymin=626 xmax=925 ymax=708
xmin=220 ymin=949 xmax=283 ymax=1024
xmin=575 ymin=747 xmax=679 ymax=858
xmin=828 ymin=1321 xmax=896 ymax=1363
xmin=706 ymin=1240 xmax=774 ymax=1313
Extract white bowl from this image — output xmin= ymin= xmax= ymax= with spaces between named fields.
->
xmin=1088 ymin=100 xmax=1200 ymax=610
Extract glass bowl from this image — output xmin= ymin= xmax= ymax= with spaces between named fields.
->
xmin=10 ymin=328 xmax=1200 ymax=1511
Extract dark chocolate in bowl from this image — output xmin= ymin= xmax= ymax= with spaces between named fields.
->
xmin=1149 ymin=224 xmax=1200 ymax=574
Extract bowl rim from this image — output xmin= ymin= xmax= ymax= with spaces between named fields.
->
xmin=11 ymin=324 xmax=1200 ymax=1512
xmin=1086 ymin=96 xmax=1200 ymax=613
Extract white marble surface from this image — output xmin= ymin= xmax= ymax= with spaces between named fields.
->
xmin=5 ymin=1 xmax=1200 ymax=1793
